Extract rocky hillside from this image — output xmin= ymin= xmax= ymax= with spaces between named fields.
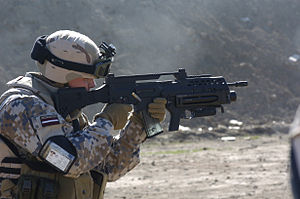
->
xmin=1 ymin=0 xmax=300 ymax=127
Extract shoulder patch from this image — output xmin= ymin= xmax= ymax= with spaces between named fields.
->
xmin=40 ymin=115 xmax=60 ymax=127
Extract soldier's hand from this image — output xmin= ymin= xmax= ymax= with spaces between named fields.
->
xmin=148 ymin=98 xmax=167 ymax=122
xmin=95 ymin=104 xmax=133 ymax=130
xmin=130 ymin=98 xmax=167 ymax=126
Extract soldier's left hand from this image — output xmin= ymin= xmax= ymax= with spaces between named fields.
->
xmin=148 ymin=98 xmax=167 ymax=122
xmin=130 ymin=98 xmax=167 ymax=126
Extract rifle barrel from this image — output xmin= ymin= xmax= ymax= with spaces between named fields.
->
xmin=228 ymin=81 xmax=248 ymax=87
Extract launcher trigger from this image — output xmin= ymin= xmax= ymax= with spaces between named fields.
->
xmin=220 ymin=105 xmax=224 ymax=113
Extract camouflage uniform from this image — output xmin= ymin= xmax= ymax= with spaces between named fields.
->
xmin=0 ymin=72 xmax=146 ymax=199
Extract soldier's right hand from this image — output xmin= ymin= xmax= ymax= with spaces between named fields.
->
xmin=94 ymin=104 xmax=133 ymax=130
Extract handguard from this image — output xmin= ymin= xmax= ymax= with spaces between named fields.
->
xmin=39 ymin=136 xmax=77 ymax=174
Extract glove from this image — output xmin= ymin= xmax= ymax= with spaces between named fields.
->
xmin=130 ymin=98 xmax=167 ymax=126
xmin=95 ymin=104 xmax=133 ymax=130
xmin=148 ymin=98 xmax=167 ymax=122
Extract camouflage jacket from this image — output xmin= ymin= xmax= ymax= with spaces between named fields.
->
xmin=0 ymin=72 xmax=146 ymax=181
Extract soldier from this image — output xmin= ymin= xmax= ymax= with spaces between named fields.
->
xmin=290 ymin=107 xmax=300 ymax=199
xmin=0 ymin=30 xmax=167 ymax=199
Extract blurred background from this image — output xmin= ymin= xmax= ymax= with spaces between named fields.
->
xmin=1 ymin=0 xmax=300 ymax=133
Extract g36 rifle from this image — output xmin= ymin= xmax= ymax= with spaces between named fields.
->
xmin=52 ymin=68 xmax=248 ymax=137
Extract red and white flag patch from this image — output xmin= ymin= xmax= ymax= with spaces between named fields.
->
xmin=40 ymin=115 xmax=60 ymax=127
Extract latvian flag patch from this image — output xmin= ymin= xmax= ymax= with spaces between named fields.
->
xmin=40 ymin=115 xmax=60 ymax=127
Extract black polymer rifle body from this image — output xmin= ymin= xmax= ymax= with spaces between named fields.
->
xmin=52 ymin=68 xmax=247 ymax=137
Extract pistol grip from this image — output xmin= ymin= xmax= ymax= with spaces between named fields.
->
xmin=168 ymin=109 xmax=183 ymax=131
xmin=169 ymin=115 xmax=180 ymax=131
xmin=141 ymin=110 xmax=163 ymax=138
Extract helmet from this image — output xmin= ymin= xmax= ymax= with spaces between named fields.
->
xmin=30 ymin=30 xmax=115 ymax=84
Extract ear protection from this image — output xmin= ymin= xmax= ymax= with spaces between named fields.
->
xmin=30 ymin=35 xmax=115 ymax=78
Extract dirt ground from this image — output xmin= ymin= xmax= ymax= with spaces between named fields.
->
xmin=105 ymin=133 xmax=293 ymax=199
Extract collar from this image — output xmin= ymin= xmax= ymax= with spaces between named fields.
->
xmin=7 ymin=72 xmax=82 ymax=121
xmin=6 ymin=72 xmax=61 ymax=106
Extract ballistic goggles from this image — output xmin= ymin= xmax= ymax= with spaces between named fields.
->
xmin=30 ymin=35 xmax=116 ymax=78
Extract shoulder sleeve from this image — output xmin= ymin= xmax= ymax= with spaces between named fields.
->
xmin=0 ymin=94 xmax=116 ymax=178
xmin=0 ymin=94 xmax=62 ymax=156
xmin=93 ymin=121 xmax=146 ymax=181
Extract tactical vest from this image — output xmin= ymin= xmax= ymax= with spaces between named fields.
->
xmin=0 ymin=73 xmax=107 ymax=199
xmin=0 ymin=138 xmax=22 ymax=198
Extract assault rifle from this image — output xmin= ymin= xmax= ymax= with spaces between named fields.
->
xmin=52 ymin=68 xmax=247 ymax=137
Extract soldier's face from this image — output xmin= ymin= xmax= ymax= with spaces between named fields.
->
xmin=68 ymin=78 xmax=96 ymax=91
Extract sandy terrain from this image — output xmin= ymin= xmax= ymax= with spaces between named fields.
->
xmin=105 ymin=134 xmax=292 ymax=199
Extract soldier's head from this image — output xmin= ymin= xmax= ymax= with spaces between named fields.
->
xmin=30 ymin=30 xmax=115 ymax=89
